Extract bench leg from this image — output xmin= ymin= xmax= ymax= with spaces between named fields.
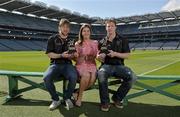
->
xmin=6 ymin=76 xmax=20 ymax=102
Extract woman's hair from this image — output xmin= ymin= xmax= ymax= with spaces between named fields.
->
xmin=78 ymin=23 xmax=92 ymax=46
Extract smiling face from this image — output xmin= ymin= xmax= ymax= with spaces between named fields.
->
xmin=82 ymin=27 xmax=91 ymax=40
xmin=59 ymin=23 xmax=70 ymax=37
xmin=78 ymin=24 xmax=92 ymax=45
xmin=58 ymin=19 xmax=70 ymax=37
xmin=106 ymin=21 xmax=116 ymax=35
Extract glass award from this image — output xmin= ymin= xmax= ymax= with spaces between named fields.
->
xmin=68 ymin=39 xmax=76 ymax=54
xmin=100 ymin=42 xmax=111 ymax=55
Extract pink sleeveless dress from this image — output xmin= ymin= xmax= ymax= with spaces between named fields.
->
xmin=75 ymin=40 xmax=98 ymax=76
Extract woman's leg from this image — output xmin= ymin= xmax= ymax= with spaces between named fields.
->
xmin=76 ymin=72 xmax=90 ymax=106
xmin=87 ymin=71 xmax=97 ymax=89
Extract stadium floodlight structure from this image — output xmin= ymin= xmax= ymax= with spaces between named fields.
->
xmin=34 ymin=1 xmax=47 ymax=8
xmin=19 ymin=0 xmax=30 ymax=3
xmin=0 ymin=0 xmax=13 ymax=5
xmin=92 ymin=17 xmax=104 ymax=24
xmin=82 ymin=14 xmax=89 ymax=19
xmin=61 ymin=8 xmax=72 ymax=14
xmin=91 ymin=16 xmax=101 ymax=20
xmin=49 ymin=5 xmax=60 ymax=11
xmin=0 ymin=0 xmax=97 ymax=24
xmin=73 ymin=11 xmax=81 ymax=17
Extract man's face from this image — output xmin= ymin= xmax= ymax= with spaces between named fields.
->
xmin=106 ymin=22 xmax=116 ymax=35
xmin=59 ymin=24 xmax=70 ymax=36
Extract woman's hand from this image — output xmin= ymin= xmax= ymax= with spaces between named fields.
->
xmin=97 ymin=53 xmax=106 ymax=62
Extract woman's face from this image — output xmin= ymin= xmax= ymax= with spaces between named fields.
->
xmin=82 ymin=27 xmax=91 ymax=39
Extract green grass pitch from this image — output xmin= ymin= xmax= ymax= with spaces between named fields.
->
xmin=0 ymin=50 xmax=180 ymax=117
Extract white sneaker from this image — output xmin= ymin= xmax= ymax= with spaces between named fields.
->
xmin=49 ymin=100 xmax=61 ymax=111
xmin=65 ymin=99 xmax=74 ymax=110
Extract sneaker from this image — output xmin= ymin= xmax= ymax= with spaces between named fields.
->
xmin=65 ymin=99 xmax=74 ymax=110
xmin=49 ymin=100 xmax=61 ymax=111
xmin=100 ymin=104 xmax=110 ymax=112
xmin=75 ymin=100 xmax=82 ymax=107
xmin=112 ymin=98 xmax=123 ymax=109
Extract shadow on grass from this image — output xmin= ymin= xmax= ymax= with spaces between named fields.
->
xmin=58 ymin=102 xmax=180 ymax=117
xmin=59 ymin=102 xmax=180 ymax=117
xmin=2 ymin=98 xmax=180 ymax=117
xmin=2 ymin=98 xmax=50 ymax=106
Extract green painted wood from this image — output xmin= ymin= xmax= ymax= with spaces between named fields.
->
xmin=126 ymin=80 xmax=179 ymax=99
xmin=138 ymin=75 xmax=180 ymax=80
xmin=0 ymin=70 xmax=43 ymax=77
xmin=18 ymin=76 xmax=63 ymax=97
xmin=8 ymin=76 xmax=18 ymax=97
xmin=1 ymin=70 xmax=180 ymax=103
xmin=135 ymin=81 xmax=180 ymax=100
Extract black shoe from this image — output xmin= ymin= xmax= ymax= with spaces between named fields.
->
xmin=111 ymin=96 xmax=123 ymax=109
xmin=100 ymin=104 xmax=110 ymax=112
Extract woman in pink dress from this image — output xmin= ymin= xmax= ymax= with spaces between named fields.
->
xmin=74 ymin=24 xmax=98 ymax=107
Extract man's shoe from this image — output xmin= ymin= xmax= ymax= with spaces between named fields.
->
xmin=100 ymin=104 xmax=110 ymax=112
xmin=112 ymin=97 xmax=123 ymax=109
xmin=49 ymin=100 xmax=61 ymax=111
xmin=65 ymin=99 xmax=74 ymax=110
xmin=113 ymin=100 xmax=123 ymax=108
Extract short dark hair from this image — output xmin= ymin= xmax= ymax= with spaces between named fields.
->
xmin=105 ymin=19 xmax=116 ymax=26
xmin=59 ymin=18 xmax=70 ymax=27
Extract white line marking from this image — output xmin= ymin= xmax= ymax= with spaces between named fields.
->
xmin=139 ymin=60 xmax=180 ymax=76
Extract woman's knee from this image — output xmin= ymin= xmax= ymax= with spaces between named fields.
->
xmin=81 ymin=72 xmax=90 ymax=79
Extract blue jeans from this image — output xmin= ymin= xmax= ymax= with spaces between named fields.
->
xmin=98 ymin=64 xmax=137 ymax=105
xmin=43 ymin=63 xmax=77 ymax=101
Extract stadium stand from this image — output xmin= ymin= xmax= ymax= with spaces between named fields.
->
xmin=0 ymin=0 xmax=180 ymax=51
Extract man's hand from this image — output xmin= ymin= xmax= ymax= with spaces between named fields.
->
xmin=97 ymin=53 xmax=106 ymax=62
xmin=73 ymin=52 xmax=79 ymax=58
xmin=107 ymin=50 xmax=117 ymax=58
xmin=68 ymin=52 xmax=79 ymax=60
xmin=62 ymin=51 xmax=71 ymax=58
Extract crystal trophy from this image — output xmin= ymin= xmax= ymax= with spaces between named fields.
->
xmin=68 ymin=39 xmax=76 ymax=54
xmin=100 ymin=42 xmax=111 ymax=55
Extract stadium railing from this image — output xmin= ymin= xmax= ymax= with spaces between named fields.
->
xmin=0 ymin=70 xmax=180 ymax=104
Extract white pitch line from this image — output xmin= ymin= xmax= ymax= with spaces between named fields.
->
xmin=139 ymin=60 xmax=180 ymax=76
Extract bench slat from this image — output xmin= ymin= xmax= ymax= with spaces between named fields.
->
xmin=0 ymin=70 xmax=44 ymax=77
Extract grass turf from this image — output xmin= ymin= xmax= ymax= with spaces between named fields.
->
xmin=0 ymin=50 xmax=180 ymax=117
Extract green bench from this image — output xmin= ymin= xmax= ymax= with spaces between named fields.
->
xmin=0 ymin=70 xmax=180 ymax=103
xmin=0 ymin=70 xmax=66 ymax=102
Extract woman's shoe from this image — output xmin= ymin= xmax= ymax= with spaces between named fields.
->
xmin=75 ymin=100 xmax=82 ymax=107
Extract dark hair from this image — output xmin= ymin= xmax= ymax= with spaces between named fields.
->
xmin=105 ymin=19 xmax=117 ymax=26
xmin=59 ymin=18 xmax=70 ymax=27
xmin=78 ymin=23 xmax=92 ymax=46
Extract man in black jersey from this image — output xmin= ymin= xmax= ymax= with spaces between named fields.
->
xmin=43 ymin=19 xmax=77 ymax=111
xmin=97 ymin=19 xmax=137 ymax=112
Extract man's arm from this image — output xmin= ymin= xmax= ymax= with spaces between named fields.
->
xmin=47 ymin=52 xmax=61 ymax=59
xmin=107 ymin=50 xmax=130 ymax=59
xmin=47 ymin=51 xmax=72 ymax=59
xmin=107 ymin=37 xmax=130 ymax=59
